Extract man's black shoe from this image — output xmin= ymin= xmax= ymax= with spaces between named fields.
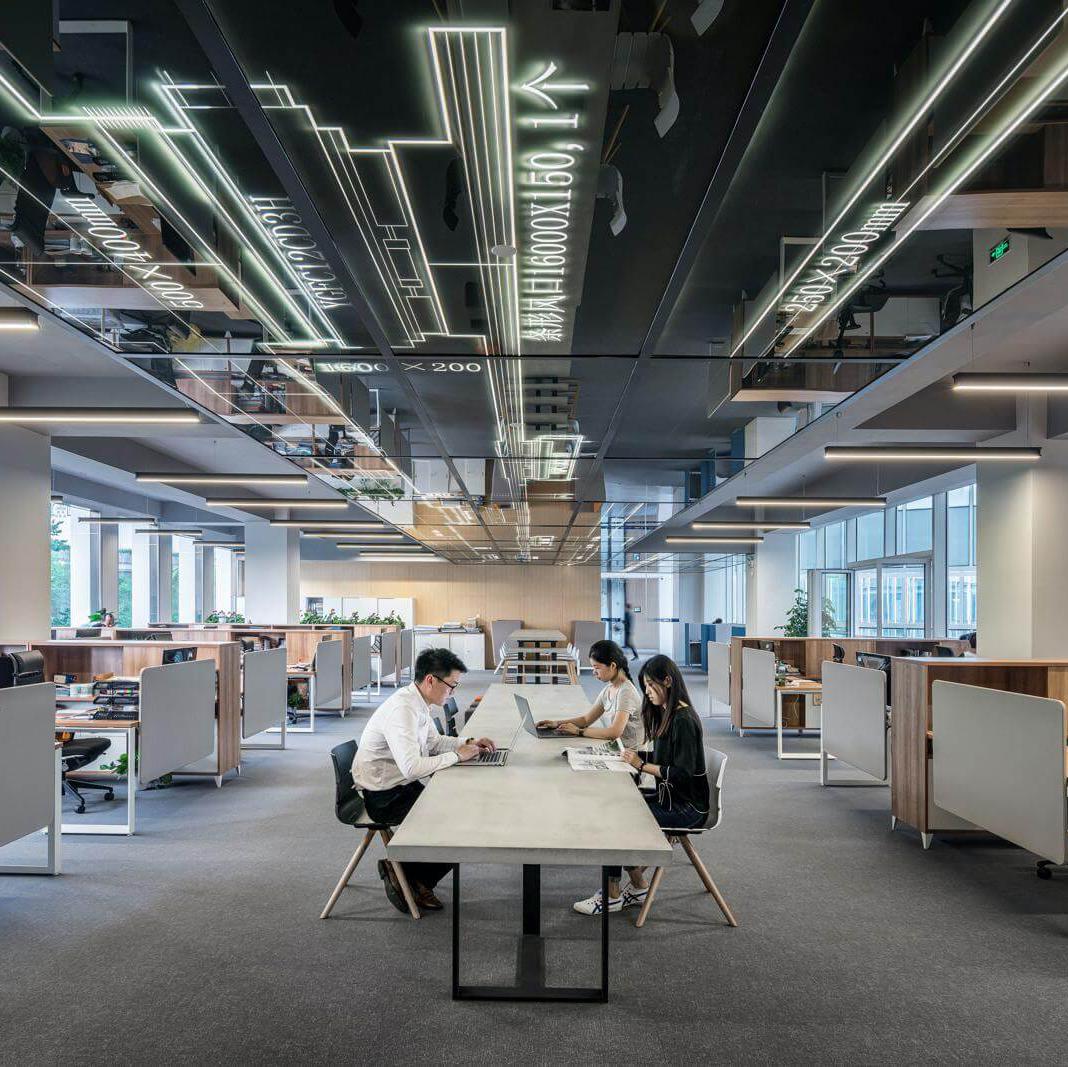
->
xmin=377 ymin=859 xmax=409 ymax=914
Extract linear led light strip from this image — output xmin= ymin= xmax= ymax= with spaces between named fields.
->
xmin=728 ymin=0 xmax=1015 ymax=360
xmin=779 ymin=38 xmax=1068 ymax=361
xmin=825 ymin=445 xmax=1040 ymax=461
xmin=953 ymin=373 xmax=1068 ymax=391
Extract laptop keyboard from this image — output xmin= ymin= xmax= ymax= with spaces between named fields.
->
xmin=473 ymin=748 xmax=507 ymax=765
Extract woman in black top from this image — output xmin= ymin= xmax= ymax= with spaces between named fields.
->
xmin=572 ymin=655 xmax=709 ymax=916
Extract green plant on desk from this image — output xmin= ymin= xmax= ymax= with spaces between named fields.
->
xmin=97 ymin=751 xmax=172 ymax=789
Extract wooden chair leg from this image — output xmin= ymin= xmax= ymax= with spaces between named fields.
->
xmin=320 ymin=828 xmax=375 ymax=919
xmin=634 ymin=866 xmax=666 ymax=928
xmin=679 ymin=834 xmax=738 ymax=927
xmin=380 ymin=829 xmax=421 ymax=920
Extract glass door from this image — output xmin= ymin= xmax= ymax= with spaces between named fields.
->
xmin=880 ymin=563 xmax=928 ymax=638
xmin=806 ymin=570 xmax=851 ymax=637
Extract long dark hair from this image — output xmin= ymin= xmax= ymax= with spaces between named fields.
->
xmin=638 ymin=655 xmax=693 ymax=739
xmin=587 ymin=639 xmax=632 ymax=681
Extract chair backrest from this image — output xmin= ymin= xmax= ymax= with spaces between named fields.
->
xmin=442 ymin=696 xmax=460 ymax=737
xmin=701 ymin=748 xmax=728 ymax=831
xmin=329 ymin=739 xmax=366 ymax=825
xmin=571 ymin=620 xmax=605 ymax=655
xmin=491 ymin=619 xmax=522 ymax=660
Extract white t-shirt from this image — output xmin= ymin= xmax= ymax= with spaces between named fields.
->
xmin=594 ymin=678 xmax=645 ymax=749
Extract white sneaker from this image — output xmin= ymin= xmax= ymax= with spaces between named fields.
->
xmin=573 ymin=890 xmax=622 ymax=915
xmin=620 ymin=882 xmax=648 ymax=909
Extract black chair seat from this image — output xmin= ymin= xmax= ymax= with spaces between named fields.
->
xmin=62 ymin=736 xmax=111 ymax=769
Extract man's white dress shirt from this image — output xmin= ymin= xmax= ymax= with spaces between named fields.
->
xmin=352 ymin=682 xmax=466 ymax=791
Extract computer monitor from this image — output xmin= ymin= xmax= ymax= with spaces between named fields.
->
xmin=74 ymin=627 xmax=101 ymax=638
xmin=0 ymin=650 xmax=45 ymax=688
xmin=855 ymin=651 xmax=892 ymax=704
xmin=831 ymin=643 xmax=845 ymax=663
xmin=759 ymin=640 xmax=776 ymax=652
xmin=162 ymin=647 xmax=197 ymax=664
xmin=935 ymin=644 xmax=958 ymax=657
xmin=123 ymin=629 xmax=162 ymax=641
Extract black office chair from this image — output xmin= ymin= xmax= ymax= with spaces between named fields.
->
xmin=319 ymin=740 xmax=420 ymax=920
xmin=634 ymin=748 xmax=738 ymax=930
xmin=60 ymin=735 xmax=115 ymax=814
xmin=831 ymin=643 xmax=846 ymax=664
xmin=935 ymin=645 xmax=957 ymax=657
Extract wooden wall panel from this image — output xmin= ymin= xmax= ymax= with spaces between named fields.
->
xmin=301 ymin=562 xmax=600 ymax=663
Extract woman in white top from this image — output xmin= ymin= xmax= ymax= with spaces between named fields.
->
xmin=536 ymin=640 xmax=644 ymax=748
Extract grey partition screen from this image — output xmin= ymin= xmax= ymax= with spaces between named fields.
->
xmin=379 ymin=628 xmax=399 ymax=683
xmin=313 ymin=637 xmax=344 ymax=710
xmin=242 ymin=647 xmax=287 ymax=737
xmin=0 ymin=683 xmax=56 ymax=849
xmin=933 ymin=681 xmax=1067 ymax=863
xmin=707 ymin=641 xmax=731 ymax=713
xmin=139 ymin=659 xmax=216 ymax=783
xmin=741 ymin=647 xmax=776 ymax=727
xmin=352 ymin=635 xmax=372 ymax=693
xmin=821 ymin=662 xmax=888 ymax=780
xmin=400 ymin=628 xmax=414 ymax=680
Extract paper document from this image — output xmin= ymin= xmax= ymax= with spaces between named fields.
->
xmin=564 ymin=744 xmax=632 ymax=773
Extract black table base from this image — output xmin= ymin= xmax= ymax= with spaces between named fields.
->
xmin=451 ymin=863 xmax=610 ymax=1002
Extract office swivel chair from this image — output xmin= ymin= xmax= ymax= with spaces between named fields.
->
xmin=60 ymin=735 xmax=115 ymax=814
xmin=319 ymin=740 xmax=420 ymax=921
xmin=635 ymin=748 xmax=738 ymax=930
xmin=832 ymin=644 xmax=846 ymax=664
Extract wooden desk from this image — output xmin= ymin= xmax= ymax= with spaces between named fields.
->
xmin=729 ymin=637 xmax=969 ymax=730
xmin=891 ymin=657 xmax=1068 ymax=847
xmin=5 ymin=640 xmax=241 ymax=784
xmin=55 ymin=713 xmax=139 ymax=836
xmin=388 ymin=683 xmax=672 ymax=1001
xmin=774 ymin=679 xmax=823 ymax=761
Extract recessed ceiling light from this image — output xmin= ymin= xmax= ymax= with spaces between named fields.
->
xmin=736 ymin=496 xmax=887 ymax=508
xmin=665 ymin=536 xmax=763 ymax=545
xmin=0 ymin=408 xmax=200 ymax=424
xmin=136 ymin=472 xmax=309 ymax=486
xmin=206 ymin=499 xmax=349 ymax=509
xmin=0 ymin=307 xmax=39 ymax=330
xmin=692 ymin=521 xmax=810 ymax=531
xmin=952 ymin=373 xmax=1068 ymax=392
xmin=824 ymin=445 xmax=1041 ymax=461
xmin=269 ymin=520 xmax=388 ymax=529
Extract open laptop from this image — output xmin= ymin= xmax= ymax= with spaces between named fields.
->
xmin=454 ymin=716 xmax=522 ymax=767
xmin=514 ymin=693 xmax=566 ymax=737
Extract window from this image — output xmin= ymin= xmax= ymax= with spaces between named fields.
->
xmin=896 ymin=496 xmax=933 ymax=554
xmin=213 ymin=548 xmax=234 ymax=614
xmin=855 ymin=512 xmax=884 ymax=560
xmin=50 ymin=502 xmax=72 ymax=626
xmin=170 ymin=550 xmax=180 ymax=623
xmin=117 ymin=524 xmax=134 ymax=627
xmin=854 ymin=568 xmax=878 ymax=636
xmin=824 ymin=522 xmax=845 ymax=568
xmin=947 ymin=484 xmax=977 ymax=636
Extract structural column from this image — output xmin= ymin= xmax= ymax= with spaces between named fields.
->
xmin=131 ymin=533 xmax=153 ymax=627
xmin=976 ymin=439 xmax=1068 ymax=658
xmin=747 ymin=531 xmax=797 ymax=635
xmin=243 ymin=524 xmax=300 ymax=624
xmin=0 ymin=424 xmax=52 ymax=639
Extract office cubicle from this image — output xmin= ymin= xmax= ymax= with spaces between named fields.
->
xmin=819 ymin=661 xmax=889 ymax=786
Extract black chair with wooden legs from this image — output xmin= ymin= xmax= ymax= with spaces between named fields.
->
xmin=320 ymin=739 xmax=421 ymax=920
xmin=635 ymin=748 xmax=738 ymax=929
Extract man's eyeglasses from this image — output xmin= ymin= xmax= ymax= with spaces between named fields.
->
xmin=434 ymin=675 xmax=459 ymax=693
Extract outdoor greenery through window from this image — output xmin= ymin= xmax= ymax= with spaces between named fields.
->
xmin=50 ymin=502 xmax=71 ymax=626
xmin=947 ymin=484 xmax=977 ymax=636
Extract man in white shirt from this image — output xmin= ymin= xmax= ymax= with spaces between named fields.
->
xmin=353 ymin=647 xmax=494 ymax=913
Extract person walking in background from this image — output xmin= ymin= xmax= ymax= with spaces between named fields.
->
xmin=622 ymin=604 xmax=639 ymax=660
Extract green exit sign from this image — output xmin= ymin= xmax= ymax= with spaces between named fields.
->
xmin=989 ymin=236 xmax=1011 ymax=263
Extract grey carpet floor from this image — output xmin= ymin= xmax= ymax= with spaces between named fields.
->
xmin=3 ymin=669 xmax=1068 ymax=1066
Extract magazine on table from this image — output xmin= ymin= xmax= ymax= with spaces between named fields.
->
xmin=563 ymin=740 xmax=632 ymax=772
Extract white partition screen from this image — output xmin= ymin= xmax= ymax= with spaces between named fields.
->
xmin=821 ymin=662 xmax=888 ymax=780
xmin=933 ymin=680 xmax=1068 ymax=864
xmin=707 ymin=641 xmax=730 ymax=708
xmin=352 ymin=636 xmax=372 ymax=692
xmin=0 ymin=683 xmax=56 ymax=848
xmin=242 ymin=647 xmax=287 ymax=737
xmin=313 ymin=637 xmax=344 ymax=710
xmin=741 ymin=647 xmax=776 ymax=727
xmin=379 ymin=629 xmax=399 ymax=683
xmin=139 ymin=659 xmax=216 ymax=783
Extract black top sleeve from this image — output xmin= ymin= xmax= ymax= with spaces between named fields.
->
xmin=653 ymin=709 xmax=710 ymax=811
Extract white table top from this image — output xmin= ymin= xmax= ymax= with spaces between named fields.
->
xmin=510 ymin=628 xmax=566 ymax=643
xmin=386 ymin=684 xmax=674 ymax=867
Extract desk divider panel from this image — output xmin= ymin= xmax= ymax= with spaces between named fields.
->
xmin=707 ymin=641 xmax=731 ymax=707
xmin=932 ymin=681 xmax=1068 ymax=863
xmin=312 ymin=638 xmax=344 ymax=710
xmin=139 ymin=660 xmax=216 ymax=784
xmin=352 ymin=635 xmax=372 ymax=692
xmin=379 ymin=629 xmax=399 ymax=683
xmin=741 ymin=647 xmax=776 ymax=727
xmin=400 ymin=628 xmax=413 ymax=679
xmin=0 ymin=683 xmax=56 ymax=848
xmin=242 ymin=648 xmax=287 ymax=737
xmin=822 ymin=662 xmax=888 ymax=780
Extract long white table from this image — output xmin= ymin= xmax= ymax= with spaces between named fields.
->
xmin=387 ymin=683 xmax=672 ymax=1002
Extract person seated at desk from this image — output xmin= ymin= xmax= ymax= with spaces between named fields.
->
xmin=573 ymin=654 xmax=710 ymax=916
xmin=536 ymin=639 xmax=644 ymax=748
xmin=352 ymin=648 xmax=495 ymax=913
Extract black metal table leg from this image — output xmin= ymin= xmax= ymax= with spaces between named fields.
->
xmin=451 ymin=864 xmax=610 ymax=1002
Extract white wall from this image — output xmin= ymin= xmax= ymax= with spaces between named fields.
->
xmin=245 ymin=525 xmax=300 ymax=624
xmin=747 ymin=531 xmax=797 ymax=636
